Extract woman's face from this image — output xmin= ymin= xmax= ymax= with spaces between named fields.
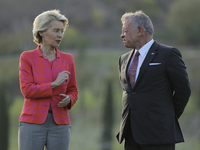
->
xmin=40 ymin=20 xmax=64 ymax=49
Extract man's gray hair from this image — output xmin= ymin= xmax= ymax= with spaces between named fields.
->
xmin=121 ymin=10 xmax=154 ymax=37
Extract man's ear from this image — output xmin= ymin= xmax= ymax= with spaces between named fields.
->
xmin=138 ymin=26 xmax=144 ymax=36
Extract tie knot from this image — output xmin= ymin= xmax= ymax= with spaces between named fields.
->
xmin=135 ymin=51 xmax=140 ymax=56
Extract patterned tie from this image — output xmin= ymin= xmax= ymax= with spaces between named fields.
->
xmin=129 ymin=51 xmax=140 ymax=88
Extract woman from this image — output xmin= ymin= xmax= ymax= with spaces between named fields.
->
xmin=18 ymin=10 xmax=78 ymax=150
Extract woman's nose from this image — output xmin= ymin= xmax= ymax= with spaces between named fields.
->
xmin=58 ymin=32 xmax=63 ymax=38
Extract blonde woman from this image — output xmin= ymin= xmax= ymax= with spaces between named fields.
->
xmin=18 ymin=10 xmax=78 ymax=150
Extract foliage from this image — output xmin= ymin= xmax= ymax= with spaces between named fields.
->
xmin=0 ymin=57 xmax=21 ymax=106
xmin=90 ymin=6 xmax=106 ymax=29
xmin=1 ymin=1 xmax=200 ymax=149
xmin=1 ymin=0 xmax=182 ymax=54
xmin=103 ymin=0 xmax=114 ymax=5
xmin=0 ymin=57 xmax=19 ymax=82
xmin=166 ymin=0 xmax=200 ymax=45
xmin=115 ymin=0 xmax=162 ymax=18
xmin=0 ymin=82 xmax=9 ymax=150
xmin=8 ymin=97 xmax=23 ymax=150
xmin=60 ymin=26 xmax=93 ymax=51
xmin=2 ymin=48 xmax=200 ymax=150
xmin=132 ymin=0 xmax=161 ymax=17
xmin=101 ymin=79 xmax=114 ymax=150
xmin=0 ymin=31 xmax=32 ymax=55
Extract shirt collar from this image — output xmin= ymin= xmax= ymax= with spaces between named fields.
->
xmin=137 ymin=39 xmax=154 ymax=57
xmin=36 ymin=46 xmax=61 ymax=58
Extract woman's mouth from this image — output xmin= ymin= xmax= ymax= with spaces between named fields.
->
xmin=56 ymin=40 xmax=61 ymax=44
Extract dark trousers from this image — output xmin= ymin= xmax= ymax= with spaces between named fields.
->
xmin=124 ymin=118 xmax=175 ymax=150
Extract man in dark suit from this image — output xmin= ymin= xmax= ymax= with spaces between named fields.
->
xmin=116 ymin=10 xmax=191 ymax=150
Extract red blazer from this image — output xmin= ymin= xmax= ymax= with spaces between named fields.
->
xmin=19 ymin=46 xmax=78 ymax=125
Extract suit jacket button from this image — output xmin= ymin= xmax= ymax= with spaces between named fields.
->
xmin=131 ymin=92 xmax=136 ymax=94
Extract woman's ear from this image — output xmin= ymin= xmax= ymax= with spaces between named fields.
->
xmin=39 ymin=31 xmax=43 ymax=37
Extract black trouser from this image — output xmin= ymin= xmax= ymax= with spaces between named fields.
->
xmin=124 ymin=118 xmax=175 ymax=150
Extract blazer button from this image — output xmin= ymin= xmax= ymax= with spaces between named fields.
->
xmin=131 ymin=92 xmax=136 ymax=95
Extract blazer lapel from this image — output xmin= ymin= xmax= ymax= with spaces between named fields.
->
xmin=121 ymin=49 xmax=135 ymax=92
xmin=133 ymin=41 xmax=159 ymax=88
xmin=125 ymin=50 xmax=134 ymax=80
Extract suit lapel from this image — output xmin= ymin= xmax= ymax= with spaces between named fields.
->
xmin=120 ymin=49 xmax=134 ymax=91
xmin=126 ymin=50 xmax=135 ymax=90
xmin=125 ymin=50 xmax=134 ymax=81
xmin=133 ymin=41 xmax=159 ymax=88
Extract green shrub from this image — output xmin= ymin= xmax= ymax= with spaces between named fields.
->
xmin=166 ymin=0 xmax=200 ymax=45
xmin=60 ymin=26 xmax=92 ymax=51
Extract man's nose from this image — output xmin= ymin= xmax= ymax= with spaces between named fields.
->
xmin=120 ymin=33 xmax=124 ymax=38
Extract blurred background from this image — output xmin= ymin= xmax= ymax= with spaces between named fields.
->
xmin=0 ymin=0 xmax=200 ymax=150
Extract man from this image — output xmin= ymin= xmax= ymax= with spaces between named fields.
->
xmin=116 ymin=10 xmax=191 ymax=150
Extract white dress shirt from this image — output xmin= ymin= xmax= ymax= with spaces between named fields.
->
xmin=128 ymin=39 xmax=154 ymax=82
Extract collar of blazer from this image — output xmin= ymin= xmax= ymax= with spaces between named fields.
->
xmin=125 ymin=41 xmax=159 ymax=91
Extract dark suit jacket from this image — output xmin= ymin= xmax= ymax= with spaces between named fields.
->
xmin=117 ymin=41 xmax=191 ymax=145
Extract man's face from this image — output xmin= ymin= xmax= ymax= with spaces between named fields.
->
xmin=121 ymin=19 xmax=139 ymax=49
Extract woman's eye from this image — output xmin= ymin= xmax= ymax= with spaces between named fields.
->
xmin=53 ymin=29 xmax=59 ymax=33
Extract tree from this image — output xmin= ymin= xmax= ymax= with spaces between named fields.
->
xmin=0 ymin=82 xmax=9 ymax=150
xmin=101 ymin=79 xmax=114 ymax=150
xmin=166 ymin=0 xmax=200 ymax=45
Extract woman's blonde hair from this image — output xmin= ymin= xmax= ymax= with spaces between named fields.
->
xmin=33 ymin=9 xmax=69 ymax=45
